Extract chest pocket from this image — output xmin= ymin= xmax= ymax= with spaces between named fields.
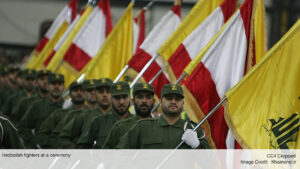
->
xmin=141 ymin=137 xmax=163 ymax=149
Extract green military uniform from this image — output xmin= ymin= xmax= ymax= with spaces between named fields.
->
xmin=117 ymin=115 xmax=210 ymax=149
xmin=19 ymin=98 xmax=64 ymax=148
xmin=0 ymin=114 xmax=25 ymax=148
xmin=0 ymin=67 xmax=10 ymax=108
xmin=11 ymin=70 xmax=52 ymax=124
xmin=88 ymin=108 xmax=133 ymax=148
xmin=18 ymin=73 xmax=64 ymax=148
xmin=117 ymin=84 xmax=211 ymax=149
xmin=102 ymin=116 xmax=140 ymax=149
xmin=35 ymin=81 xmax=84 ymax=148
xmin=35 ymin=106 xmax=76 ymax=148
xmin=5 ymin=69 xmax=37 ymax=120
xmin=88 ymin=81 xmax=133 ymax=148
xmin=102 ymin=83 xmax=155 ymax=149
xmin=10 ymin=93 xmax=40 ymax=125
xmin=56 ymin=107 xmax=102 ymax=148
xmin=1 ymin=89 xmax=26 ymax=117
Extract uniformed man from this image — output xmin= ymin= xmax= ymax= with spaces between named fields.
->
xmin=10 ymin=70 xmax=51 ymax=125
xmin=0 ymin=114 xmax=25 ymax=148
xmin=57 ymin=78 xmax=113 ymax=148
xmin=36 ymin=81 xmax=86 ymax=148
xmin=8 ymin=69 xmax=37 ymax=122
xmin=1 ymin=68 xmax=26 ymax=117
xmin=102 ymin=83 xmax=155 ymax=149
xmin=117 ymin=84 xmax=211 ymax=149
xmin=88 ymin=81 xmax=133 ymax=148
xmin=83 ymin=79 xmax=98 ymax=110
xmin=0 ymin=67 xmax=10 ymax=108
xmin=19 ymin=73 xmax=64 ymax=148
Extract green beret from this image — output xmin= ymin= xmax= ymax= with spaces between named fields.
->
xmin=22 ymin=69 xmax=37 ymax=79
xmin=48 ymin=73 xmax=64 ymax=83
xmin=69 ymin=81 xmax=82 ymax=91
xmin=82 ymin=79 xmax=97 ymax=90
xmin=95 ymin=78 xmax=113 ymax=88
xmin=111 ymin=81 xmax=130 ymax=96
xmin=37 ymin=70 xmax=52 ymax=77
xmin=133 ymin=83 xmax=154 ymax=96
xmin=161 ymin=84 xmax=184 ymax=98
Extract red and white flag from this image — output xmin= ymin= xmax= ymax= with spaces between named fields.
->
xmin=182 ymin=0 xmax=254 ymax=149
xmin=36 ymin=0 xmax=77 ymax=56
xmin=127 ymin=4 xmax=181 ymax=96
xmin=133 ymin=9 xmax=146 ymax=54
xmin=47 ymin=0 xmax=112 ymax=86
xmin=166 ymin=0 xmax=236 ymax=79
xmin=26 ymin=0 xmax=78 ymax=68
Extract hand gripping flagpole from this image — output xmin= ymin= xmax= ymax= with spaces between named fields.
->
xmin=113 ymin=0 xmax=156 ymax=83
xmin=155 ymin=97 xmax=227 ymax=169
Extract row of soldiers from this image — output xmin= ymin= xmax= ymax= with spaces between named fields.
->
xmin=0 ymin=66 xmax=211 ymax=149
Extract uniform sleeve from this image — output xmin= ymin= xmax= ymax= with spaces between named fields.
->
xmin=116 ymin=124 xmax=140 ymax=149
xmin=1 ymin=119 xmax=25 ymax=149
xmin=57 ymin=116 xmax=83 ymax=149
xmin=18 ymin=104 xmax=37 ymax=148
xmin=102 ymin=123 xmax=118 ymax=149
xmin=35 ymin=111 xmax=58 ymax=148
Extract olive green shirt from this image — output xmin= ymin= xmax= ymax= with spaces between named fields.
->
xmin=117 ymin=115 xmax=211 ymax=149
xmin=35 ymin=106 xmax=77 ymax=148
xmin=57 ymin=107 xmax=103 ymax=149
xmin=10 ymin=93 xmax=41 ymax=125
xmin=0 ymin=115 xmax=25 ymax=149
xmin=88 ymin=108 xmax=133 ymax=149
xmin=19 ymin=98 xmax=63 ymax=148
xmin=102 ymin=116 xmax=146 ymax=149
xmin=1 ymin=90 xmax=26 ymax=117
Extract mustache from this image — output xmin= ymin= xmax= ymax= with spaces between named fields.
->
xmin=140 ymin=103 xmax=149 ymax=108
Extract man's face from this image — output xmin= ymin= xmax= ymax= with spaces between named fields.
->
xmin=133 ymin=91 xmax=154 ymax=117
xmin=84 ymin=88 xmax=97 ymax=105
xmin=70 ymin=86 xmax=85 ymax=105
xmin=112 ymin=94 xmax=130 ymax=115
xmin=8 ymin=71 xmax=17 ymax=84
xmin=161 ymin=94 xmax=184 ymax=117
xmin=95 ymin=86 xmax=111 ymax=108
xmin=16 ymin=76 xmax=24 ymax=87
xmin=38 ymin=75 xmax=48 ymax=92
xmin=24 ymin=78 xmax=36 ymax=92
xmin=48 ymin=81 xmax=64 ymax=99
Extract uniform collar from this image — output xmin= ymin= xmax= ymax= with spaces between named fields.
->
xmin=158 ymin=115 xmax=185 ymax=128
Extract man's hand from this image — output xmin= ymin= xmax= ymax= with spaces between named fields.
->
xmin=181 ymin=129 xmax=200 ymax=149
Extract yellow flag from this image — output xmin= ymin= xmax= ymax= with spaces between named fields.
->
xmin=79 ymin=3 xmax=134 ymax=80
xmin=157 ymin=0 xmax=223 ymax=61
xmin=46 ymin=6 xmax=93 ymax=72
xmin=254 ymin=0 xmax=267 ymax=63
xmin=225 ymin=20 xmax=300 ymax=149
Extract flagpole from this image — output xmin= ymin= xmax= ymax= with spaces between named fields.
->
xmin=144 ymin=0 xmax=156 ymax=10
xmin=149 ymin=68 xmax=163 ymax=84
xmin=114 ymin=65 xmax=129 ymax=83
xmin=155 ymin=97 xmax=227 ymax=169
xmin=130 ymin=53 xmax=159 ymax=88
